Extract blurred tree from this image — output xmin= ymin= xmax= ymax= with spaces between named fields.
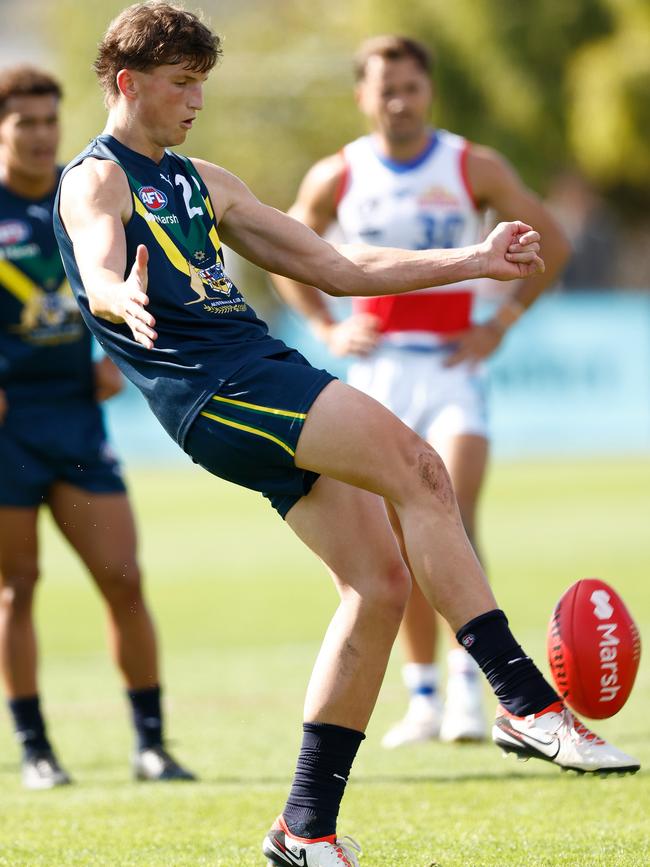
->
xmin=41 ymin=0 xmax=649 ymax=217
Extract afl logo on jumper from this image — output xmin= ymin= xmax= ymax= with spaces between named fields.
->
xmin=0 ymin=220 xmax=31 ymax=245
xmin=138 ymin=186 xmax=168 ymax=211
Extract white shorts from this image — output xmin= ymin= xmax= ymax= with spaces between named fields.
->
xmin=347 ymin=344 xmax=489 ymax=444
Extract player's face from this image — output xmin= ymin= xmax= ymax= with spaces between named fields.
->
xmin=132 ymin=64 xmax=208 ymax=147
xmin=356 ymin=57 xmax=432 ymax=144
xmin=0 ymin=94 xmax=59 ymax=179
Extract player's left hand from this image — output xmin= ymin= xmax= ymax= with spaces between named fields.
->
xmin=94 ymin=356 xmax=124 ymax=402
xmin=481 ymin=221 xmax=545 ymax=281
xmin=443 ymin=322 xmax=503 ymax=367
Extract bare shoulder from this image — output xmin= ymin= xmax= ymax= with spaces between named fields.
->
xmin=61 ymin=157 xmax=130 ymax=209
xmin=189 ymin=157 xmax=255 ymax=221
xmin=297 ymin=152 xmax=346 ymax=205
xmin=465 ymin=143 xmax=524 ymax=204
xmin=285 ymin=152 xmax=346 ymax=231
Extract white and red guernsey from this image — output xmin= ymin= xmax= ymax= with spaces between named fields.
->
xmin=336 ymin=129 xmax=483 ymax=345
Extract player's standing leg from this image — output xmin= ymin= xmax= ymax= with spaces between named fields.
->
xmin=48 ymin=483 xmax=194 ymax=781
xmin=0 ymin=507 xmax=70 ymax=789
xmin=264 ymin=478 xmax=410 ymax=866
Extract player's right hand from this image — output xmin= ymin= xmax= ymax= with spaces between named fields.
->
xmin=122 ymin=244 xmax=157 ymax=349
xmin=322 ymin=313 xmax=381 ymax=357
xmin=0 ymin=388 xmax=7 ymax=425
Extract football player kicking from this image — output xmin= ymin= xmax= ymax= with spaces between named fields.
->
xmin=0 ymin=65 xmax=193 ymax=788
xmin=54 ymin=4 xmax=639 ymax=865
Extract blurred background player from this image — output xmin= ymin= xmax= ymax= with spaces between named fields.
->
xmin=273 ymin=35 xmax=570 ymax=747
xmin=0 ymin=65 xmax=194 ymax=788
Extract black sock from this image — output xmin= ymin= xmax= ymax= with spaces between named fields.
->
xmin=8 ymin=695 xmax=51 ymax=758
xmin=283 ymin=723 xmax=365 ymax=839
xmin=456 ymin=609 xmax=559 ymax=716
xmin=127 ymin=685 xmax=163 ymax=750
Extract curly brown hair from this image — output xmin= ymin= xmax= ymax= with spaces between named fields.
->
xmin=0 ymin=66 xmax=62 ymax=116
xmin=95 ymin=1 xmax=222 ymax=103
xmin=354 ymin=36 xmax=434 ymax=82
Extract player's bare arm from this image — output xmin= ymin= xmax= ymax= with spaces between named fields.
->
xmin=468 ymin=144 xmax=570 ymax=300
xmin=444 ymin=145 xmax=571 ymax=367
xmin=94 ymin=355 xmax=124 ymax=402
xmin=194 ymin=158 xmax=544 ymax=298
xmin=272 ymin=153 xmax=383 ymax=356
xmin=59 ymin=159 xmax=157 ymax=348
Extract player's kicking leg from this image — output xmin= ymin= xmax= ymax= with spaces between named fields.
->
xmin=264 ymin=477 xmax=411 ymax=865
xmin=0 ymin=506 xmax=71 ymax=789
xmin=292 ymin=381 xmax=639 ymax=776
xmin=48 ymin=484 xmax=194 ymax=782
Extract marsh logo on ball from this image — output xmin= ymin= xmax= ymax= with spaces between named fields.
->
xmin=591 ymin=590 xmax=614 ymax=621
xmin=138 ymin=186 xmax=168 ymax=211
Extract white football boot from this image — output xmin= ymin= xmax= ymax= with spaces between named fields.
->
xmin=381 ymin=693 xmax=442 ymax=749
xmin=493 ymin=701 xmax=640 ymax=775
xmin=263 ymin=816 xmax=362 ymax=866
xmin=440 ymin=651 xmax=487 ymax=743
xmin=22 ymin=750 xmax=72 ymax=789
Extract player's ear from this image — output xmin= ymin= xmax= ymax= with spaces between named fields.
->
xmin=116 ymin=69 xmax=137 ymax=101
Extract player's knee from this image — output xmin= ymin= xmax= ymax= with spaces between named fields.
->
xmin=96 ymin=559 xmax=143 ymax=607
xmin=401 ymin=440 xmax=456 ymax=511
xmin=363 ymin=557 xmax=411 ymax=622
xmin=0 ymin=564 xmax=39 ymax=613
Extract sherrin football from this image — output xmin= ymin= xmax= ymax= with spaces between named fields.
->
xmin=547 ymin=578 xmax=641 ymax=719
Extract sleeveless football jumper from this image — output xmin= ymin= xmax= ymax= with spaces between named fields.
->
xmin=54 ymin=135 xmax=334 ymax=516
xmin=337 ymin=130 xmax=483 ymax=341
xmin=0 ymin=173 xmax=123 ymax=504
xmin=335 ymin=130 xmax=489 ymax=442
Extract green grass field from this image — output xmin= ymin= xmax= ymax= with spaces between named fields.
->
xmin=1 ymin=457 xmax=648 ymax=866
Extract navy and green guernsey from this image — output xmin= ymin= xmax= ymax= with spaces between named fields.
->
xmin=0 ymin=170 xmax=92 ymax=403
xmin=54 ymin=135 xmax=334 ymax=517
xmin=0 ymin=172 xmax=124 ymax=506
xmin=55 ymin=135 xmax=292 ymax=446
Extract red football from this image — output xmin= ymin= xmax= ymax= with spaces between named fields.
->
xmin=547 ymin=578 xmax=641 ymax=719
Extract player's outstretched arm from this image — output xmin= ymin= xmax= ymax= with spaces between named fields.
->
xmin=195 ymin=159 xmax=544 ymax=299
xmin=59 ymin=160 xmax=157 ymax=348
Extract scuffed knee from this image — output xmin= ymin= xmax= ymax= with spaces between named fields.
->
xmin=416 ymin=446 xmax=455 ymax=509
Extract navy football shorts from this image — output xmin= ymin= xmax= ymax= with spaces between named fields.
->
xmin=184 ymin=349 xmax=336 ymax=518
xmin=0 ymin=400 xmax=126 ymax=507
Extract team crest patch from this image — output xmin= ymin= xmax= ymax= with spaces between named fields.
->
xmin=185 ymin=259 xmax=235 ymax=304
xmin=0 ymin=219 xmax=32 ymax=245
xmin=138 ymin=186 xmax=168 ymax=211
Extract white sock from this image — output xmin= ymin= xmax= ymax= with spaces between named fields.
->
xmin=447 ymin=648 xmax=480 ymax=679
xmin=402 ymin=663 xmax=440 ymax=700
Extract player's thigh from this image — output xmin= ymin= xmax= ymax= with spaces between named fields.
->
xmin=286 ymin=474 xmax=410 ymax=604
xmin=48 ymin=483 xmax=139 ymax=582
xmin=294 ymin=380 xmax=438 ymax=507
xmin=0 ymin=507 xmax=40 ymax=589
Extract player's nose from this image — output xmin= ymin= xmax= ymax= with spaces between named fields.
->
xmin=189 ymin=83 xmax=204 ymax=111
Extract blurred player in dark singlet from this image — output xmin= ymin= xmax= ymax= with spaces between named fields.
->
xmin=0 ymin=65 xmax=193 ymax=789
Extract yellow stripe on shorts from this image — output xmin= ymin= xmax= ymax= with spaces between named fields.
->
xmin=210 ymin=394 xmax=307 ymax=420
xmin=200 ymin=410 xmax=295 ymax=457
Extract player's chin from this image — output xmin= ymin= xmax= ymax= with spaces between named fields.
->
xmin=169 ymin=126 xmax=190 ymax=145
